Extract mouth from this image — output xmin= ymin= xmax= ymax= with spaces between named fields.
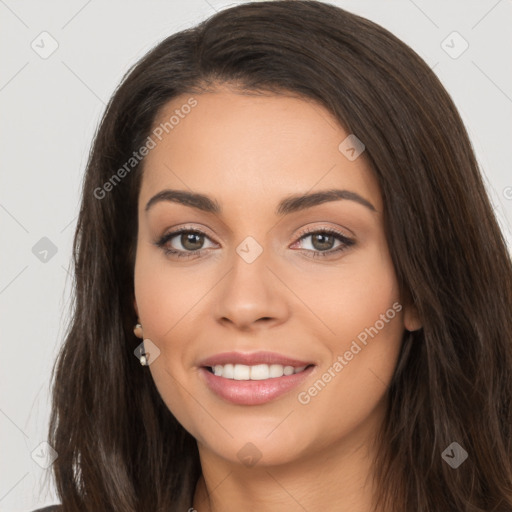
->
xmin=198 ymin=353 xmax=316 ymax=405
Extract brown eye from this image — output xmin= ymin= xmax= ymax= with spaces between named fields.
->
xmin=179 ymin=232 xmax=205 ymax=251
xmin=294 ymin=228 xmax=355 ymax=259
xmin=155 ymin=228 xmax=216 ymax=259
xmin=310 ymin=232 xmax=336 ymax=251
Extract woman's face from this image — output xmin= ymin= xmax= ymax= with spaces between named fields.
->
xmin=134 ymin=87 xmax=419 ymax=468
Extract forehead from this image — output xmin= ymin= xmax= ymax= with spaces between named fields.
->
xmin=139 ymin=89 xmax=382 ymax=214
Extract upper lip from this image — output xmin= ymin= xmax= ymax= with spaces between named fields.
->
xmin=198 ymin=351 xmax=315 ymax=368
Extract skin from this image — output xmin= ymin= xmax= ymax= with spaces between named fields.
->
xmin=133 ymin=85 xmax=421 ymax=512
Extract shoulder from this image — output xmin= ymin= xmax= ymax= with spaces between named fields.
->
xmin=31 ymin=506 xmax=62 ymax=512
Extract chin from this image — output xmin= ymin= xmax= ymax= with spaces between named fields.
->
xmin=193 ymin=412 xmax=318 ymax=468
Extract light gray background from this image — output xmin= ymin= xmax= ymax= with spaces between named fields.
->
xmin=1 ymin=1 xmax=511 ymax=510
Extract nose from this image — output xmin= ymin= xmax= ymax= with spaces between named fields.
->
xmin=212 ymin=247 xmax=290 ymax=332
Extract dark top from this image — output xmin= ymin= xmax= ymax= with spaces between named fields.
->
xmin=31 ymin=507 xmax=62 ymax=511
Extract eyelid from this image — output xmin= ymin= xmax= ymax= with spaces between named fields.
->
xmin=294 ymin=224 xmax=353 ymax=241
xmin=156 ymin=223 xmax=217 ymax=242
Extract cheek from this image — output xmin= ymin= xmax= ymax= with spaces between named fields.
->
xmin=335 ymin=251 xmax=403 ymax=370
xmin=134 ymin=243 xmax=206 ymax=341
xmin=134 ymin=252 xmax=200 ymax=434
xmin=293 ymin=293 xmax=404 ymax=448
xmin=337 ymin=268 xmax=401 ymax=347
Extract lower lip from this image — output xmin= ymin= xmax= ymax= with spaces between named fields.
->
xmin=199 ymin=366 xmax=315 ymax=405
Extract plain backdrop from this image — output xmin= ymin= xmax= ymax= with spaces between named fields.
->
xmin=1 ymin=1 xmax=511 ymax=510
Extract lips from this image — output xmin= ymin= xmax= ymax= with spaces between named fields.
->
xmin=197 ymin=351 xmax=316 ymax=405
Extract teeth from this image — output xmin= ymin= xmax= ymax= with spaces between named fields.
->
xmin=211 ymin=363 xmax=308 ymax=380
xmin=250 ymin=364 xmax=269 ymax=380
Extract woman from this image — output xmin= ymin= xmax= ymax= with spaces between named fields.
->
xmin=36 ymin=1 xmax=512 ymax=511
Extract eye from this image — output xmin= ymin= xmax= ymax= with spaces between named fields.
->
xmin=154 ymin=228 xmax=216 ymax=259
xmin=292 ymin=228 xmax=355 ymax=258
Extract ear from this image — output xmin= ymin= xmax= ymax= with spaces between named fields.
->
xmin=403 ymin=300 xmax=422 ymax=331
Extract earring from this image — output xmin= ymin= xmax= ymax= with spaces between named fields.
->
xmin=133 ymin=322 xmax=143 ymax=338
xmin=134 ymin=322 xmax=147 ymax=365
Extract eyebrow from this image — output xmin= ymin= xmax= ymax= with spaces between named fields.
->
xmin=144 ymin=188 xmax=377 ymax=215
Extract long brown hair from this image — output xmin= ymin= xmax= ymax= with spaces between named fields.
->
xmin=47 ymin=1 xmax=512 ymax=510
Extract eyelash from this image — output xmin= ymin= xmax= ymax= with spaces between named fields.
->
xmin=154 ymin=226 xmax=355 ymax=260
